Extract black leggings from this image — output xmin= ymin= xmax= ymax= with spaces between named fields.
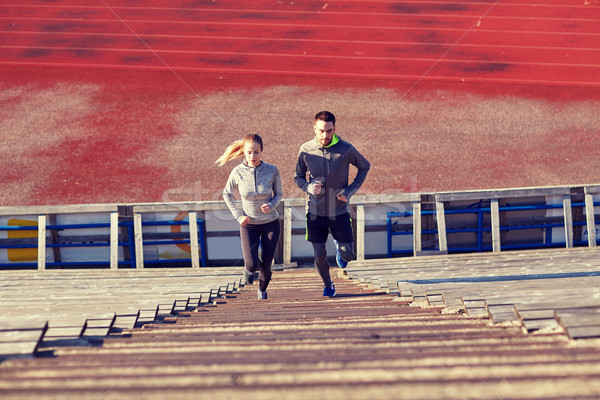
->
xmin=240 ymin=219 xmax=281 ymax=292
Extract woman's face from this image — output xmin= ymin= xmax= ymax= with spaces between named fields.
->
xmin=244 ymin=141 xmax=262 ymax=167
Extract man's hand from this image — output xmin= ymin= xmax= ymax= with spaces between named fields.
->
xmin=309 ymin=181 xmax=323 ymax=195
xmin=238 ymin=216 xmax=251 ymax=226
xmin=336 ymin=192 xmax=348 ymax=202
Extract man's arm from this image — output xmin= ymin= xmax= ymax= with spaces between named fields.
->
xmin=269 ymin=167 xmax=284 ymax=209
xmin=343 ymin=147 xmax=370 ymax=199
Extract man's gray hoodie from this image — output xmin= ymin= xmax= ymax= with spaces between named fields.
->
xmin=223 ymin=161 xmax=282 ymax=224
xmin=295 ymin=135 xmax=370 ymax=217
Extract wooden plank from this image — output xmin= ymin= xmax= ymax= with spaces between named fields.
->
xmin=0 ymin=269 xmax=244 ymax=338
xmin=348 ymin=248 xmax=600 ymax=332
xmin=282 ymin=198 xmax=305 ymax=207
xmin=82 ymin=313 xmax=116 ymax=337
xmin=584 ymin=185 xmax=600 ymax=194
xmin=173 ymin=298 xmax=190 ymax=312
xmin=425 ymin=292 xmax=444 ymax=307
xmin=462 ymin=299 xmax=489 ymax=317
xmin=44 ymin=318 xmax=87 ymax=339
xmin=0 ymin=329 xmax=47 ymax=342
xmin=0 ymin=342 xmax=42 ymax=356
xmin=522 ymin=318 xmax=560 ymax=333
xmin=0 ymin=320 xmax=48 ymax=355
xmin=350 ymin=193 xmax=422 ymax=204
xmin=555 ymin=308 xmax=600 ymax=328
xmin=0 ymin=204 xmax=118 ymax=216
xmin=514 ymin=308 xmax=561 ymax=331
xmin=435 ymin=186 xmax=571 ymax=202
xmin=411 ymin=289 xmax=428 ymax=305
xmin=487 ymin=304 xmax=519 ymax=323
xmin=138 ymin=306 xmax=159 ymax=323
xmin=132 ymin=201 xmax=228 ymax=213
xmin=113 ymin=312 xmax=140 ymax=330
xmin=565 ymin=326 xmax=600 ymax=339
xmin=396 ymin=282 xmax=414 ymax=299
xmin=37 ymin=214 xmax=46 ymax=271
xmin=442 ymin=293 xmax=465 ymax=313
xmin=518 ymin=310 xmax=556 ymax=320
xmin=0 ymin=320 xmax=48 ymax=332
xmin=585 ymin=192 xmax=597 ymax=247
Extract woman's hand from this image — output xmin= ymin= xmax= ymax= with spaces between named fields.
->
xmin=261 ymin=203 xmax=271 ymax=213
xmin=239 ymin=216 xmax=251 ymax=226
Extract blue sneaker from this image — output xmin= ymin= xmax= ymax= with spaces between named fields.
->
xmin=323 ymin=283 xmax=336 ymax=297
xmin=257 ymin=290 xmax=268 ymax=300
xmin=334 ymin=240 xmax=348 ymax=269
xmin=336 ymin=250 xmax=348 ymax=269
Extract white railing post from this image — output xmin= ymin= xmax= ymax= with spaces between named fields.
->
xmin=435 ymin=199 xmax=448 ymax=253
xmin=110 ymin=211 xmax=119 ymax=269
xmin=585 ymin=192 xmax=597 ymax=247
xmin=412 ymin=201 xmax=421 ymax=256
xmin=563 ymin=195 xmax=573 ymax=248
xmin=189 ymin=211 xmax=200 ymax=269
xmin=283 ymin=206 xmax=292 ymax=264
xmin=356 ymin=204 xmax=365 ymax=261
xmin=37 ymin=214 xmax=46 ymax=271
xmin=491 ymin=198 xmax=501 ymax=252
xmin=133 ymin=213 xmax=144 ymax=269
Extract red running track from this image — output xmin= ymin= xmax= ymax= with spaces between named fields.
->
xmin=1 ymin=0 xmax=599 ymax=87
xmin=0 ymin=0 xmax=599 ymax=206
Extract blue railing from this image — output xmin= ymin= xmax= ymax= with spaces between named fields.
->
xmin=0 ymin=219 xmax=207 ymax=268
xmin=387 ymin=201 xmax=597 ymax=257
xmin=135 ymin=219 xmax=208 ymax=268
xmin=387 ymin=210 xmax=434 ymax=257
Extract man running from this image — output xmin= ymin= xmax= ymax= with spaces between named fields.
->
xmin=294 ymin=111 xmax=370 ymax=297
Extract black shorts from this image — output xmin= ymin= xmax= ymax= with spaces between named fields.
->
xmin=306 ymin=212 xmax=353 ymax=244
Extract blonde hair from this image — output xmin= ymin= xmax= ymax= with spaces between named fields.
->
xmin=215 ymin=134 xmax=263 ymax=167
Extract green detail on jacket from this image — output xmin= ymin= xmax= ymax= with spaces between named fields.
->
xmin=327 ymin=134 xmax=340 ymax=147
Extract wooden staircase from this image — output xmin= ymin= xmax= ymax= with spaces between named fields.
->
xmin=347 ymin=247 xmax=600 ymax=340
xmin=2 ymin=266 xmax=600 ymax=399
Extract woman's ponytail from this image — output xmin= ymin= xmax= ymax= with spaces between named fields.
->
xmin=215 ymin=134 xmax=263 ymax=167
xmin=215 ymin=139 xmax=244 ymax=167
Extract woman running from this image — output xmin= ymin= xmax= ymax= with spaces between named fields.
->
xmin=217 ymin=134 xmax=283 ymax=300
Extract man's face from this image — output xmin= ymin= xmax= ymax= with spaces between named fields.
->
xmin=314 ymin=120 xmax=335 ymax=147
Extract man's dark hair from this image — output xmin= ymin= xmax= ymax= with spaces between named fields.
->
xmin=314 ymin=111 xmax=335 ymax=126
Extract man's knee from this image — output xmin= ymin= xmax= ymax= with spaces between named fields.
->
xmin=312 ymin=242 xmax=327 ymax=258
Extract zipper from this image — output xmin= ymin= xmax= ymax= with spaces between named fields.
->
xmin=322 ymin=147 xmax=329 ymax=207
xmin=253 ymin=166 xmax=258 ymax=193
